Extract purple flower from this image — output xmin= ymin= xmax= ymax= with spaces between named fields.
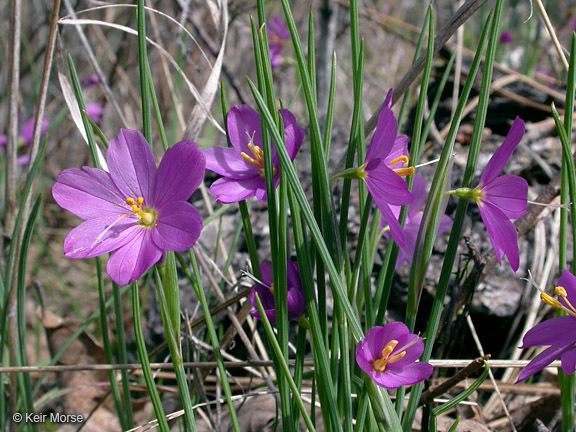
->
xmin=52 ymin=129 xmax=205 ymax=286
xmin=249 ymin=259 xmax=306 ymax=323
xmin=86 ymin=103 xmax=104 ymax=125
xmin=517 ymin=269 xmax=576 ymax=383
xmin=80 ymin=74 xmax=100 ymax=88
xmin=203 ymin=105 xmax=304 ymax=204
xmin=0 ymin=115 xmax=50 ymax=165
xmin=268 ymin=17 xmax=290 ymax=68
xmin=384 ymin=174 xmax=453 ymax=267
xmin=356 ymin=322 xmax=433 ymax=389
xmin=473 ymin=118 xmax=527 ymax=271
xmin=359 ymin=91 xmax=414 ymax=247
xmin=500 ymin=31 xmax=513 ymax=44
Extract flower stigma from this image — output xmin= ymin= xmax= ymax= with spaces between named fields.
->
xmin=390 ymin=155 xmax=415 ymax=177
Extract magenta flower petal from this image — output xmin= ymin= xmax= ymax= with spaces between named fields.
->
xmin=63 ymin=216 xmax=140 ymax=259
xmin=481 ymin=175 xmax=528 ymax=219
xmin=20 ymin=116 xmax=49 ymax=147
xmin=385 ymin=135 xmax=409 ymax=169
xmin=151 ymin=202 xmax=203 ymax=252
xmin=365 ymin=160 xmax=414 ymax=206
xmin=380 ymin=203 xmax=408 ymax=247
xmin=372 ymin=362 xmax=434 ymax=389
xmin=107 ymin=129 xmax=157 ymax=200
xmin=561 ymin=348 xmax=576 ymax=375
xmin=153 ymin=140 xmax=206 ymax=207
xmin=558 ymin=269 xmax=576 ymax=309
xmin=203 ymin=147 xmax=257 ymax=178
xmin=478 ymin=201 xmax=520 ymax=270
xmin=52 ymin=167 xmax=129 ymax=219
xmin=209 ymin=176 xmax=266 ymax=204
xmin=226 ymin=105 xmax=263 ymax=153
xmin=250 ymin=284 xmax=277 ymax=322
xmin=279 ymin=109 xmax=305 ymax=160
xmin=520 ymin=316 xmax=576 ymax=349
xmin=480 ymin=117 xmax=525 ymax=185
xmin=106 ymin=231 xmax=163 ymax=286
xmin=356 ymin=323 xmax=432 ymax=389
xmin=366 ymin=108 xmax=398 ymax=162
xmin=517 ymin=344 xmax=571 ymax=383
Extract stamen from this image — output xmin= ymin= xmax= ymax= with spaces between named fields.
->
xmin=372 ymin=340 xmax=399 ymax=372
xmin=540 ymin=292 xmax=564 ymax=309
xmin=270 ymin=283 xmax=275 ymax=296
xmin=393 ymin=167 xmax=415 ymax=177
xmin=126 ymin=198 xmax=135 ymax=205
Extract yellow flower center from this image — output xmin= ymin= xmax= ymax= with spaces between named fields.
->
xmin=390 ymin=155 xmax=415 ymax=177
xmin=126 ymin=197 xmax=157 ymax=228
xmin=541 ymin=286 xmax=576 ymax=319
xmin=241 ymin=142 xmax=276 ymax=178
xmin=372 ymin=340 xmax=406 ymax=372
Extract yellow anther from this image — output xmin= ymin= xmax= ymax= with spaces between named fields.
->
xmin=137 ymin=197 xmax=144 ymax=206
xmin=556 ymin=286 xmax=568 ymax=297
xmin=132 ymin=205 xmax=139 ymax=214
xmin=393 ymin=167 xmax=415 ymax=177
xmin=388 ymin=350 xmax=407 ymax=364
xmin=540 ymin=292 xmax=564 ymax=309
xmin=269 ymin=283 xmax=275 ymax=296
xmin=372 ymin=340 xmax=399 ymax=372
xmin=241 ymin=152 xmax=260 ymax=168
xmin=390 ymin=155 xmax=409 ymax=167
xmin=126 ymin=198 xmax=135 ymax=205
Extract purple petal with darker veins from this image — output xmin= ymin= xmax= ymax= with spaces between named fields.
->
xmin=153 ymin=140 xmax=205 ymax=208
xmin=478 ymin=201 xmax=520 ymax=271
xmin=63 ymin=215 xmax=139 ymax=259
xmin=52 ymin=167 xmax=129 ymax=219
xmin=519 ymin=316 xmax=576 ymax=348
xmin=106 ymin=230 xmax=162 ymax=286
xmin=366 ymin=108 xmax=398 ymax=162
xmin=279 ymin=109 xmax=305 ymax=160
xmin=107 ymin=129 xmax=157 ymax=201
xmin=364 ymin=160 xmax=414 ymax=206
xmin=151 ymin=201 xmax=202 ymax=252
xmin=480 ymin=117 xmax=525 ymax=185
xmin=209 ymin=176 xmax=264 ymax=204
xmin=481 ymin=175 xmax=528 ymax=219
xmin=227 ymin=105 xmax=263 ymax=153
xmin=558 ymin=269 xmax=576 ymax=309
xmin=203 ymin=147 xmax=257 ymax=178
xmin=355 ymin=340 xmax=375 ymax=375
xmin=372 ymin=362 xmax=433 ymax=389
xmin=561 ymin=348 xmax=576 ymax=375
xmin=517 ymin=344 xmax=572 ymax=383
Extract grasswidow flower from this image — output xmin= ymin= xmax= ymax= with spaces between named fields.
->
xmin=517 ymin=270 xmax=576 ymax=382
xmin=356 ymin=322 xmax=433 ymax=389
xmin=384 ymin=174 xmax=453 ymax=267
xmin=268 ymin=17 xmax=290 ymax=68
xmin=448 ymin=117 xmax=527 ymax=271
xmin=52 ymin=129 xmax=205 ymax=286
xmin=204 ymin=105 xmax=304 ymax=203
xmin=0 ymin=115 xmax=50 ymax=165
xmin=249 ymin=259 xmax=306 ymax=323
xmin=358 ymin=90 xmax=414 ymax=246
